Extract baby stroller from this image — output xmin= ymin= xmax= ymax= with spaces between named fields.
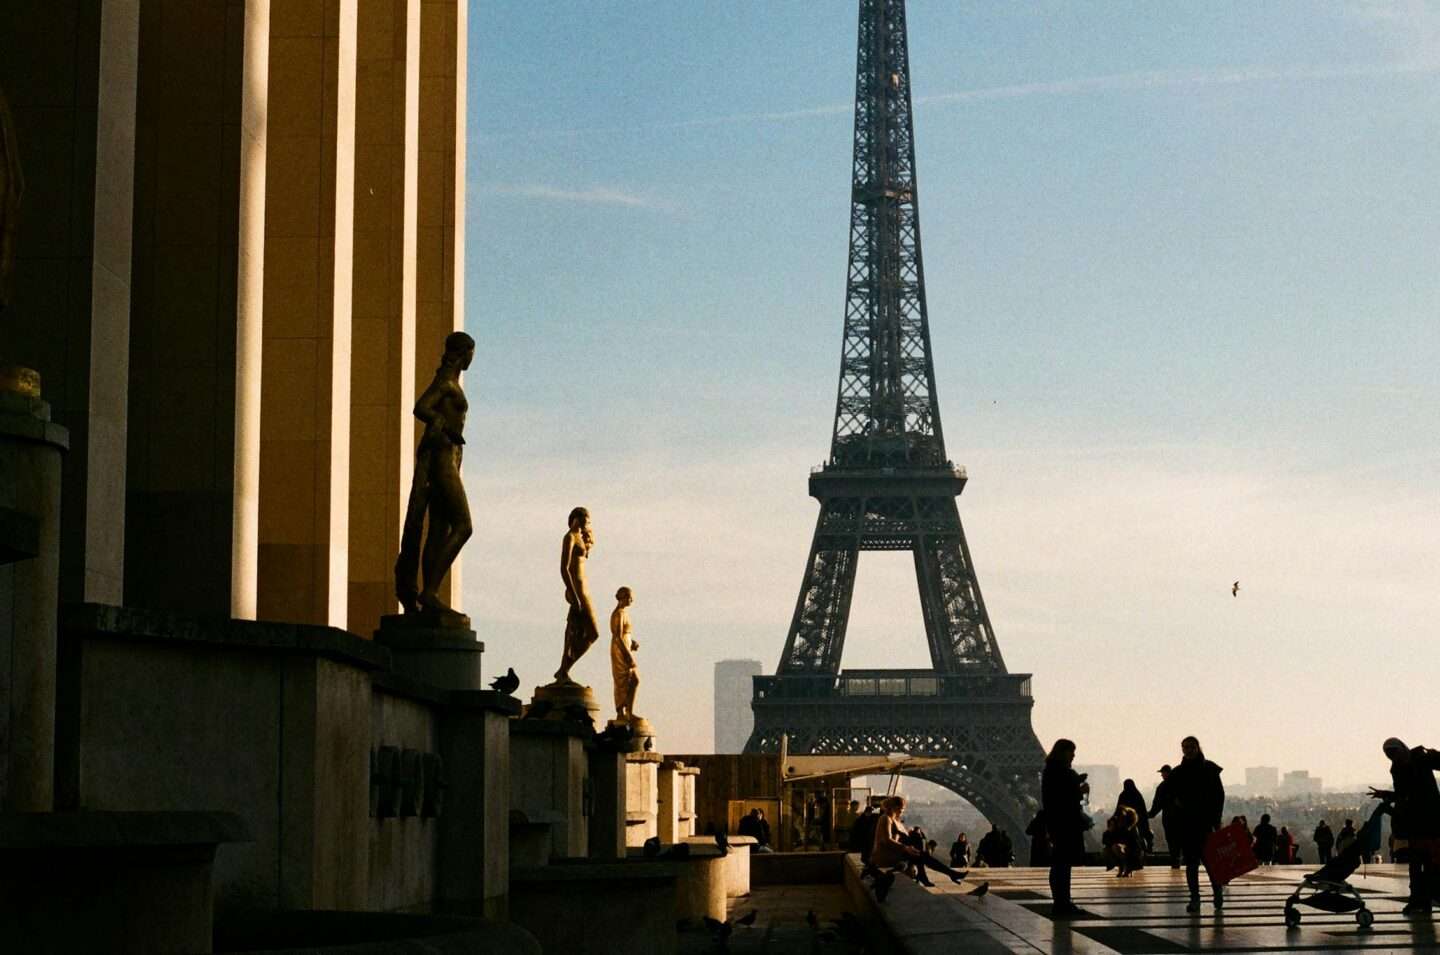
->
xmin=1283 ymin=802 xmax=1386 ymax=929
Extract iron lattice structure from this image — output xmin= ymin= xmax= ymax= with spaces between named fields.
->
xmin=746 ymin=0 xmax=1043 ymax=843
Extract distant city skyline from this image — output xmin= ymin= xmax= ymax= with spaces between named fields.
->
xmin=462 ymin=2 xmax=1440 ymax=790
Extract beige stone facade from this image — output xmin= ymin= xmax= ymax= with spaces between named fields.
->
xmin=1 ymin=0 xmax=468 ymax=635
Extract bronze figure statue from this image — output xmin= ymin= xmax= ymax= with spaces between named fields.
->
xmin=395 ymin=330 xmax=475 ymax=615
xmin=609 ymin=586 xmax=641 ymax=724
xmin=555 ymin=506 xmax=599 ymax=682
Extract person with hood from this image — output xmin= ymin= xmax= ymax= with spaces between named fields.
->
xmin=1149 ymin=764 xmax=1180 ymax=869
xmin=1168 ymin=735 xmax=1225 ymax=913
xmin=1041 ymin=738 xmax=1089 ymax=917
xmin=1370 ymin=737 xmax=1440 ymax=915
xmin=1252 ymin=813 xmax=1277 ymax=865
xmin=1117 ymin=779 xmax=1153 ymax=856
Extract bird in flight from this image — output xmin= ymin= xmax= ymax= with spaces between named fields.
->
xmin=1232 ymin=581 xmax=1240 ymax=597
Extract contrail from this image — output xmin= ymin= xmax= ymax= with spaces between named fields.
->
xmin=477 ymin=59 xmax=1440 ymax=144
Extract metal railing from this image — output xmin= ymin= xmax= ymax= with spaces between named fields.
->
xmin=753 ymin=671 xmax=1031 ymax=702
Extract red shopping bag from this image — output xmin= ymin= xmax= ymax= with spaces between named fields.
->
xmin=1203 ymin=821 xmax=1259 ymax=885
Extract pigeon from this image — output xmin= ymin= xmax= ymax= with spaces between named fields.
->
xmin=1232 ymin=580 xmax=1240 ymax=597
xmin=970 ymin=881 xmax=990 ymax=897
xmin=642 ymin=836 xmax=661 ymax=858
xmin=521 ymin=699 xmax=553 ymax=720
xmin=644 ymin=735 xmax=654 ymax=752
xmin=805 ymin=909 xmax=818 ymax=930
xmin=489 ymin=667 xmax=519 ymax=695
xmin=736 ymin=910 xmax=758 ymax=927
xmin=703 ymin=916 xmax=733 ymax=948
xmin=715 ymin=832 xmax=730 ymax=854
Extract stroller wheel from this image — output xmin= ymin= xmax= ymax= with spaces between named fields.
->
xmin=1284 ymin=903 xmax=1301 ymax=928
xmin=1357 ymin=908 xmax=1374 ymax=929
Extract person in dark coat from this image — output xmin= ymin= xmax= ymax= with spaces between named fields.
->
xmin=949 ymin=832 xmax=970 ymax=868
xmin=1149 ymin=764 xmax=1180 ymax=869
xmin=1117 ymin=779 xmax=1153 ymax=857
xmin=1313 ymin=820 xmax=1335 ymax=864
xmin=1371 ymin=737 xmax=1440 ymax=914
xmin=1041 ymin=738 xmax=1089 ymax=917
xmin=995 ymin=829 xmax=1014 ymax=867
xmin=851 ymin=804 xmax=880 ymax=873
xmin=1026 ymin=811 xmax=1053 ymax=866
xmin=1168 ymin=735 xmax=1225 ymax=913
xmin=1252 ymin=813 xmax=1277 ymax=865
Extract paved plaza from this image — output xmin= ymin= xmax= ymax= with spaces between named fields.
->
xmin=898 ymin=863 xmax=1437 ymax=953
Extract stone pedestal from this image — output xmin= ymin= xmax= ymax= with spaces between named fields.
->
xmin=624 ymin=751 xmax=662 ymax=848
xmin=657 ymin=761 xmax=684 ymax=843
xmin=509 ymin=720 xmax=590 ymax=860
xmin=528 ymin=679 xmax=601 ymax=723
xmin=679 ymin=765 xmax=700 ymax=838
xmin=588 ymin=747 xmax=627 ymax=860
xmin=375 ymin=612 xmax=484 ymax=691
xmin=0 ymin=388 xmax=69 ymax=812
xmin=0 ymin=810 xmax=250 ymax=954
xmin=437 ymin=690 xmax=521 ymax=920
xmin=684 ymin=834 xmax=756 ymax=897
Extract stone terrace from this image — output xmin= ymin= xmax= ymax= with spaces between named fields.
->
xmin=862 ymin=861 xmax=1439 ymax=953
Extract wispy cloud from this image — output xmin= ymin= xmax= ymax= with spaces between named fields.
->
xmin=478 ymin=58 xmax=1440 ymax=144
xmin=485 ymin=183 xmax=657 ymax=208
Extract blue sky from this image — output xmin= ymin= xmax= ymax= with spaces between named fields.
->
xmin=462 ymin=2 xmax=1440 ymax=790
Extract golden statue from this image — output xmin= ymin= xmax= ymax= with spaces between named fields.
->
xmin=555 ymin=506 xmax=599 ymax=682
xmin=1 ymin=86 xmax=25 ymax=310
xmin=395 ymin=331 xmax=474 ymax=615
xmin=609 ymin=587 xmax=640 ymax=723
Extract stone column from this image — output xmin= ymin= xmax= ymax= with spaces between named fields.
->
xmin=410 ymin=0 xmax=464 ymax=609
xmin=254 ymin=0 xmax=358 ymax=627
xmin=657 ymin=760 xmax=682 ymax=844
xmin=345 ymin=0 xmax=411 ymax=635
xmin=0 ymin=0 xmax=139 ymax=608
xmin=0 ymin=382 xmax=69 ymax=812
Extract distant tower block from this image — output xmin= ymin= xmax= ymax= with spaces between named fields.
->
xmin=714 ymin=660 xmax=762 ymax=753
xmin=745 ymin=0 xmax=1043 ymax=848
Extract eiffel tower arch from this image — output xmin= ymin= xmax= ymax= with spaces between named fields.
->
xmin=745 ymin=0 xmax=1044 ymax=850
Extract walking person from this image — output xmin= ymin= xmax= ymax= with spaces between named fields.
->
xmin=1168 ymin=735 xmax=1226 ymax=913
xmin=1042 ymin=738 xmax=1089 ymax=918
xmin=1149 ymin=764 xmax=1181 ymax=869
xmin=1371 ymin=737 xmax=1440 ymax=915
xmin=1313 ymin=820 xmax=1334 ymax=864
xmin=1117 ymin=779 xmax=1153 ymax=859
xmin=1252 ymin=813 xmax=1277 ymax=865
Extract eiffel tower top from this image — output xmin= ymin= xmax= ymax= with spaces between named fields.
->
xmin=829 ymin=0 xmax=948 ymax=472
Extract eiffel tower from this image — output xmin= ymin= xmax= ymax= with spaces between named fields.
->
xmin=745 ymin=0 xmax=1044 ymax=846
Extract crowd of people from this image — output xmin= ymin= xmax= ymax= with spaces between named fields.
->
xmin=829 ymin=734 xmax=1438 ymax=919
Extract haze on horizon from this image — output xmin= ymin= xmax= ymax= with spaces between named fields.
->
xmin=460 ymin=1 xmax=1440 ymax=796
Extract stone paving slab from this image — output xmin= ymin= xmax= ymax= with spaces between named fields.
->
xmin=909 ymin=864 xmax=1437 ymax=953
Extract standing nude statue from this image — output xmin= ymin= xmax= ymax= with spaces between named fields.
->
xmin=609 ymin=587 xmax=640 ymax=723
xmin=555 ymin=506 xmax=598 ymax=682
xmin=395 ymin=331 xmax=474 ymax=615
